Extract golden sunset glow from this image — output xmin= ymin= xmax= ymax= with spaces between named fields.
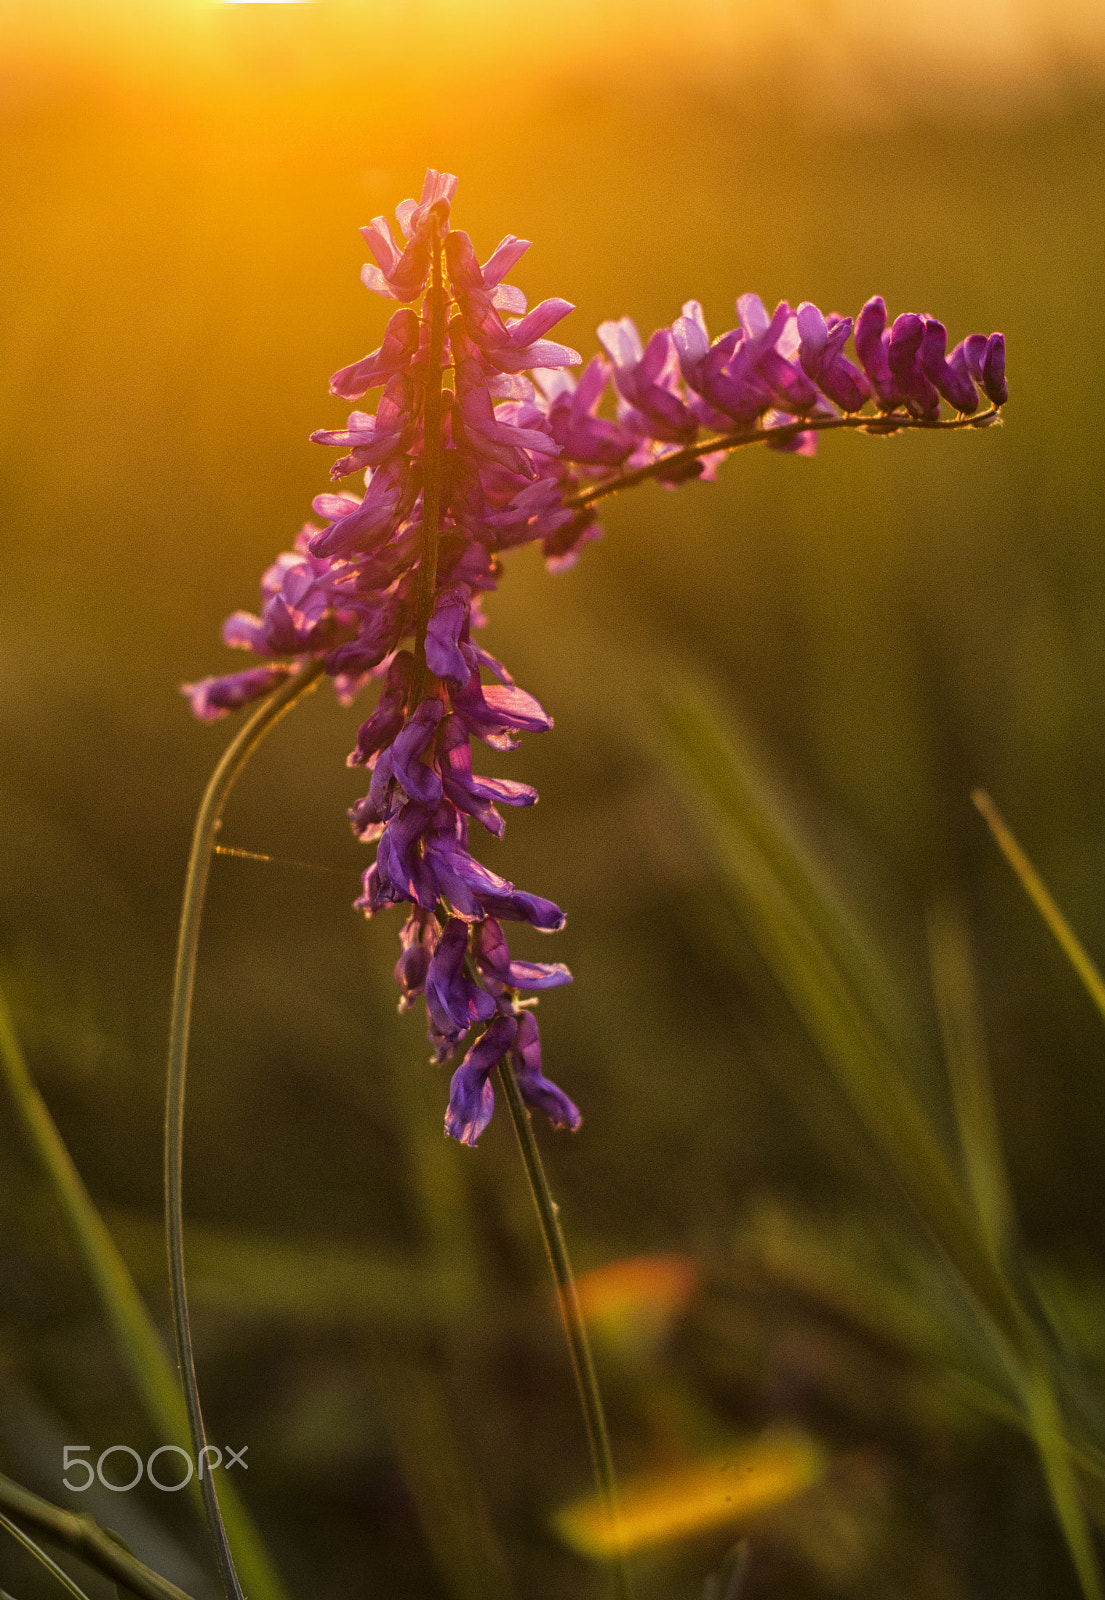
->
xmin=5 ymin=0 xmax=1105 ymax=110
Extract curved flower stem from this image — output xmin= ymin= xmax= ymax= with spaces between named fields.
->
xmin=567 ymin=404 xmax=1003 ymax=511
xmin=496 ymin=1061 xmax=633 ymax=1600
xmin=166 ymin=657 xmax=326 ymax=1600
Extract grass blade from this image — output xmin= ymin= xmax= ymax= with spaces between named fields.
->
xmin=926 ymin=898 xmax=1104 ymax=1600
xmin=656 ymin=685 xmax=1105 ymax=1600
xmin=973 ymin=789 xmax=1105 ymax=1026
xmin=925 ymin=897 xmax=1013 ymax=1265
xmin=655 ymin=688 xmax=1022 ymax=1343
xmin=0 ymin=982 xmax=291 ymax=1600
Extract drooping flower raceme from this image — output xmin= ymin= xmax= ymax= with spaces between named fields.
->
xmin=184 ymin=169 xmax=1007 ymax=1144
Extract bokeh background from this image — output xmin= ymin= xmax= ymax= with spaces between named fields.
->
xmin=3 ymin=2 xmax=1105 ymax=1596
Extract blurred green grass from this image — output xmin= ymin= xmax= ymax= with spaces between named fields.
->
xmin=3 ymin=42 xmax=1105 ymax=1600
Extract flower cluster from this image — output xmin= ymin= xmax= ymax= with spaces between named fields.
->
xmin=184 ymin=169 xmax=1006 ymax=1143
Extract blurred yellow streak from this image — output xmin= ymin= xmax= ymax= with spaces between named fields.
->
xmin=554 ymin=1432 xmax=825 ymax=1558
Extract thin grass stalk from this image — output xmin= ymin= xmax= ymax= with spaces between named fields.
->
xmin=0 ymin=1511 xmax=94 ymax=1600
xmin=0 ymin=1473 xmax=195 ymax=1600
xmin=973 ymin=789 xmax=1105 ymax=1025
xmin=496 ymin=1060 xmax=632 ymax=1600
xmin=166 ymin=656 xmax=325 ymax=1600
xmin=0 ymin=987 xmax=288 ymax=1600
xmin=925 ymin=897 xmax=1013 ymax=1266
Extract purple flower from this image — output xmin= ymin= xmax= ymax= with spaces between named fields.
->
xmin=439 ymin=716 xmax=537 ymax=839
xmin=347 ymin=651 xmax=414 ymax=766
xmin=472 ymin=917 xmax=572 ymax=992
xmin=919 ymin=318 xmax=979 ymax=415
xmin=597 ymin=320 xmax=698 ymax=444
xmin=425 ymin=916 xmax=498 ymax=1040
xmin=310 ymin=375 xmax=419 ymax=480
xmin=887 ymin=313 xmax=941 ymax=421
xmin=446 ymin=229 xmax=582 ymax=374
xmin=955 ymin=330 xmax=1007 ymax=406
xmin=307 ymin=464 xmax=412 ymax=559
xmin=425 ymin=584 xmax=472 ymax=684
xmin=329 ymin=308 xmax=421 ymax=402
xmin=510 ymin=1012 xmax=581 ymax=1131
xmin=368 ymin=697 xmax=445 ymax=815
xmin=853 ymin=295 xmax=901 ymax=411
xmin=534 ymin=360 xmax=636 ymax=467
xmin=795 ymin=304 xmax=871 ymax=413
xmin=394 ymin=909 xmax=438 ymax=1010
xmin=445 ymin=1013 xmax=519 ymax=1145
xmin=181 ymin=665 xmax=292 ymax=721
xmin=360 ymin=170 xmax=457 ymax=303
xmin=448 ymin=671 xmax=553 ymax=751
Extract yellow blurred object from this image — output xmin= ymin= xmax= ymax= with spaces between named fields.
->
xmin=575 ymin=1254 xmax=699 ymax=1358
xmin=554 ymin=1432 xmax=825 ymax=1558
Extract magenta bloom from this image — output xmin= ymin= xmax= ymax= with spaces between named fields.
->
xmin=186 ymin=169 xmax=1006 ymax=1140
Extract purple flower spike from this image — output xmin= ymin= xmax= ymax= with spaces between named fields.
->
xmin=445 ymin=1013 xmax=520 ymax=1145
xmin=188 ymin=167 xmax=1005 ymax=1144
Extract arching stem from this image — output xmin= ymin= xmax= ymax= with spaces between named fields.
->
xmin=568 ymin=404 xmax=1003 ymax=511
xmin=165 ymin=657 xmax=326 ymax=1600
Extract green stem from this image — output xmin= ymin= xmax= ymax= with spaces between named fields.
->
xmin=0 ymin=1473 xmax=195 ymax=1600
xmin=496 ymin=1061 xmax=632 ymax=1600
xmin=409 ymin=219 xmax=448 ymax=710
xmin=567 ymin=404 xmax=1002 ymax=512
xmin=166 ymin=657 xmax=326 ymax=1600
